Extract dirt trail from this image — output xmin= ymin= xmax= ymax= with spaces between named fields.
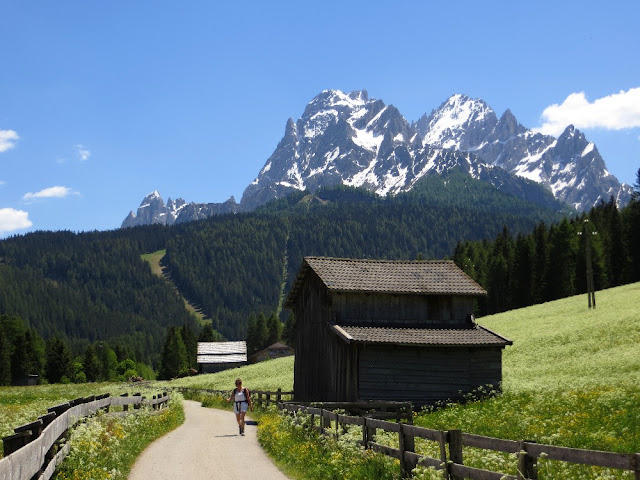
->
xmin=128 ymin=400 xmax=290 ymax=480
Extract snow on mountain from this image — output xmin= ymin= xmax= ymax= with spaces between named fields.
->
xmin=241 ymin=89 xmax=471 ymax=210
xmin=416 ymin=94 xmax=497 ymax=150
xmin=416 ymin=94 xmax=632 ymax=210
xmin=124 ymin=90 xmax=632 ymax=227
xmin=121 ymin=192 xmax=237 ymax=228
xmin=242 ymin=89 xmax=628 ymax=211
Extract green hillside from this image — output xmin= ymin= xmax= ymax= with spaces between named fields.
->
xmin=1 ymin=182 xmax=637 ymax=379
xmin=167 ymin=282 xmax=640 ymax=453
xmin=482 ymin=281 xmax=640 ymax=392
xmin=166 ymin=283 xmax=639 ymax=479
xmin=412 ymin=282 xmax=639 ymax=465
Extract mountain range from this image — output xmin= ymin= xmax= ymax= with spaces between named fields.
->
xmin=122 ymin=90 xmax=632 ymax=227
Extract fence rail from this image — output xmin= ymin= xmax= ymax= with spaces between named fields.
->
xmin=177 ymin=387 xmax=294 ymax=406
xmin=280 ymin=402 xmax=640 ymax=480
xmin=0 ymin=391 xmax=169 ymax=480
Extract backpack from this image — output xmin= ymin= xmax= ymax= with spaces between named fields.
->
xmin=232 ymin=387 xmax=250 ymax=403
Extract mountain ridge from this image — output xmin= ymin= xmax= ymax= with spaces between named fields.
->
xmin=122 ymin=90 xmax=631 ymax=227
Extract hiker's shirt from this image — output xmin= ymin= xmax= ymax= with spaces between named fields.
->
xmin=234 ymin=389 xmax=248 ymax=413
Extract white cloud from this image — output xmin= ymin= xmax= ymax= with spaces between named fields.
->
xmin=0 ymin=208 xmax=32 ymax=234
xmin=0 ymin=129 xmax=19 ymax=153
xmin=75 ymin=144 xmax=91 ymax=161
xmin=536 ymin=87 xmax=640 ymax=136
xmin=23 ymin=185 xmax=74 ymax=201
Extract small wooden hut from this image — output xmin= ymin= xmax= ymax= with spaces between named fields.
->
xmin=284 ymin=257 xmax=512 ymax=406
xmin=197 ymin=341 xmax=247 ymax=373
xmin=248 ymin=342 xmax=294 ymax=364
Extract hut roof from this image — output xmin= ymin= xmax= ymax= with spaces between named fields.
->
xmin=332 ymin=325 xmax=512 ymax=347
xmin=197 ymin=341 xmax=247 ymax=364
xmin=197 ymin=354 xmax=247 ymax=364
xmin=285 ymin=257 xmax=486 ymax=308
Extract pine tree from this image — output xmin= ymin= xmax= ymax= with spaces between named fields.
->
xmin=198 ymin=324 xmax=216 ymax=342
xmin=546 ymin=220 xmax=577 ymax=300
xmin=255 ymin=313 xmax=269 ymax=352
xmin=45 ymin=337 xmax=73 ymax=383
xmin=245 ymin=313 xmax=258 ymax=354
xmin=83 ymin=344 xmax=102 ymax=382
xmin=622 ymin=168 xmax=640 ymax=281
xmin=159 ymin=326 xmax=188 ymax=379
xmin=266 ymin=312 xmax=281 ymax=346
xmin=11 ymin=329 xmax=45 ymax=384
xmin=0 ymin=324 xmax=11 ymax=385
xmin=513 ymin=234 xmax=535 ymax=308
xmin=181 ymin=323 xmax=197 ymax=369
xmin=282 ymin=313 xmax=296 ymax=348
xmin=532 ymin=222 xmax=549 ymax=303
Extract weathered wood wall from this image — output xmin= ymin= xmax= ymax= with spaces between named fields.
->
xmin=294 ymin=271 xmax=357 ymax=401
xmin=332 ymin=292 xmax=475 ymax=327
xmin=358 ymin=345 xmax=503 ymax=406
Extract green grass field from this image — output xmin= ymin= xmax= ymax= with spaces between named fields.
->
xmin=179 ymin=283 xmax=639 ymax=478
xmin=2 ymin=282 xmax=637 ymax=478
xmin=161 ymin=355 xmax=294 ymax=392
xmin=407 ymin=282 xmax=640 ymax=478
xmin=0 ymin=383 xmax=132 ymax=457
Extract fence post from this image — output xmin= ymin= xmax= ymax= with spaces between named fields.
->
xmin=277 ymin=388 xmax=282 ymax=404
xmin=448 ymin=430 xmax=463 ymax=480
xmin=121 ymin=393 xmax=129 ymax=412
xmin=517 ymin=441 xmax=537 ymax=480
xmin=632 ymin=453 xmax=640 ymax=480
xmin=362 ymin=416 xmax=369 ymax=448
xmin=364 ymin=416 xmax=376 ymax=448
xmin=438 ymin=430 xmax=448 ymax=480
xmin=399 ymin=423 xmax=415 ymax=478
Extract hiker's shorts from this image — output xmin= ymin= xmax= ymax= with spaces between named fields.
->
xmin=234 ymin=402 xmax=248 ymax=414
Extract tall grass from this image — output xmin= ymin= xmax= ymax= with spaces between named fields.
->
xmin=53 ymin=395 xmax=184 ymax=480
xmin=408 ymin=282 xmax=640 ymax=478
xmin=161 ymin=356 xmax=294 ymax=392
xmin=155 ymin=284 xmax=640 ymax=479
xmin=0 ymin=383 xmax=127 ymax=457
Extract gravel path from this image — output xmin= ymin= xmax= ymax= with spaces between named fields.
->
xmin=128 ymin=400 xmax=290 ymax=480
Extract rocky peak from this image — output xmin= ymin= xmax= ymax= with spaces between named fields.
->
xmin=491 ymin=109 xmax=527 ymax=141
xmin=554 ymin=125 xmax=589 ymax=161
xmin=417 ymin=94 xmax=498 ymax=150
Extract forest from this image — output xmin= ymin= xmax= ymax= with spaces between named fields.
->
xmin=0 ymin=170 xmax=638 ymax=383
xmin=454 ymin=191 xmax=640 ymax=316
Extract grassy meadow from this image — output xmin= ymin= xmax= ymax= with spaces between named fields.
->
xmin=0 ymin=383 xmax=128 ymax=457
xmin=2 ymin=282 xmax=637 ymax=478
xmin=0 ymin=381 xmax=182 ymax=480
xmin=169 ymin=283 xmax=639 ymax=479
xmin=161 ymin=355 xmax=294 ymax=392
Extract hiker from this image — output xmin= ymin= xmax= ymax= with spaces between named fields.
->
xmin=226 ymin=377 xmax=252 ymax=435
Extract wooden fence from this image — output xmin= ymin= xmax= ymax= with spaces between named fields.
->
xmin=177 ymin=387 xmax=294 ymax=406
xmin=280 ymin=403 xmax=640 ymax=480
xmin=0 ymin=391 xmax=169 ymax=480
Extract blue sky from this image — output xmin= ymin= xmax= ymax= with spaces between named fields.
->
xmin=1 ymin=0 xmax=639 ymax=236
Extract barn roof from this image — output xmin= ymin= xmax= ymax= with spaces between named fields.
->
xmin=285 ymin=257 xmax=486 ymax=307
xmin=332 ymin=325 xmax=512 ymax=347
xmin=197 ymin=341 xmax=247 ymax=364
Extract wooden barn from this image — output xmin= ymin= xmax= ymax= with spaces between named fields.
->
xmin=284 ymin=257 xmax=512 ymax=406
xmin=197 ymin=341 xmax=247 ymax=373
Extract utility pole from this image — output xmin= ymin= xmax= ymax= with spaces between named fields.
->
xmin=577 ymin=219 xmax=598 ymax=308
